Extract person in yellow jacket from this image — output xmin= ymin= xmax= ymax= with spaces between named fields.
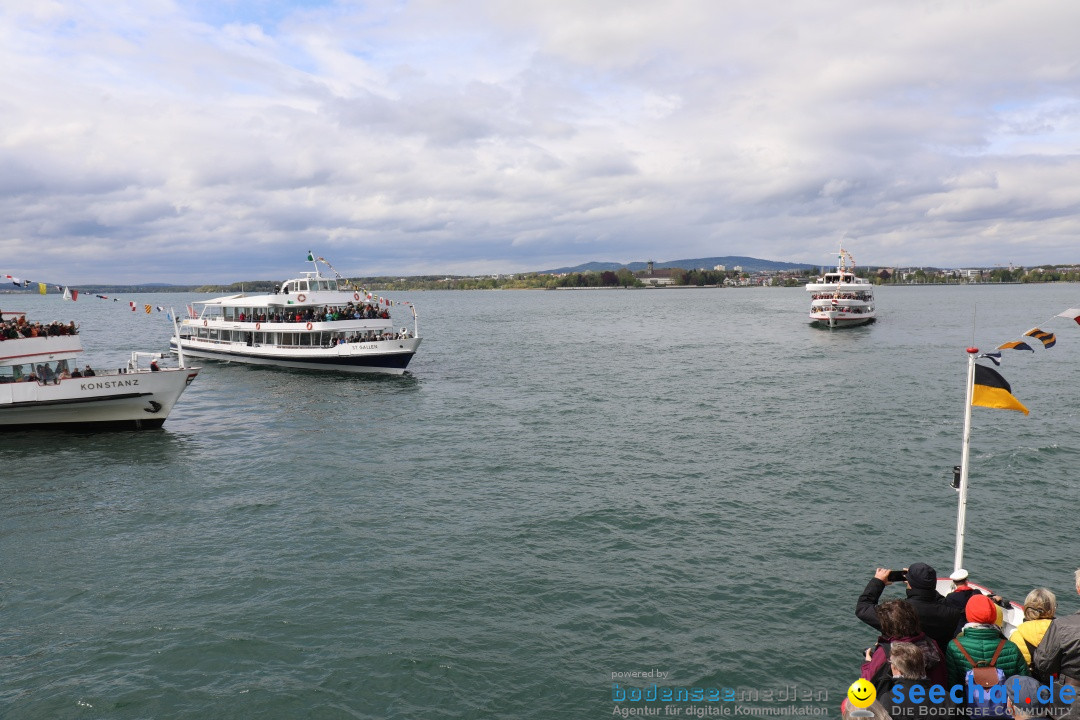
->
xmin=1011 ymin=587 xmax=1056 ymax=668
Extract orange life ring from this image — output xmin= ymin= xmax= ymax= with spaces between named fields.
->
xmin=353 ymin=292 xmax=360 ymax=301
xmin=306 ymin=322 xmax=313 ymax=330
xmin=255 ymin=322 xmax=261 ymax=330
xmin=297 ymin=293 xmax=307 ymax=302
xmin=203 ymin=319 xmax=208 ymax=327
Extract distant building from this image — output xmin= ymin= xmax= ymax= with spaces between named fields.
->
xmin=639 ymin=268 xmax=677 ymax=286
xmin=714 ymin=264 xmax=726 ymax=271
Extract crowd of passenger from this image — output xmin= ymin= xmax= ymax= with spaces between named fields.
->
xmin=0 ymin=313 xmax=79 ymax=340
xmin=229 ymin=302 xmax=390 ymax=324
xmin=845 ymin=563 xmax=1080 ymax=719
xmin=0 ymin=359 xmax=96 ymax=384
xmin=810 ymin=293 xmax=872 ymax=301
xmin=334 ymin=329 xmax=411 ymax=345
xmin=813 ymin=306 xmax=872 ymax=315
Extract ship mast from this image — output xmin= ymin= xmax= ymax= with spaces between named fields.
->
xmin=952 ymin=347 xmax=979 ymax=573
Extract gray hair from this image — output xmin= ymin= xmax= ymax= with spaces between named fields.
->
xmin=889 ymin=641 xmax=927 ymax=680
xmin=1024 ymin=588 xmax=1057 ymax=621
xmin=843 ymin=700 xmax=891 ymax=720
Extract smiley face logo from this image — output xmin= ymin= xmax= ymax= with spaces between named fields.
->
xmin=847 ymin=678 xmax=876 ymax=708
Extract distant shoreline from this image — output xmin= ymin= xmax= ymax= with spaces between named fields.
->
xmin=0 ymin=280 xmax=1055 ymax=295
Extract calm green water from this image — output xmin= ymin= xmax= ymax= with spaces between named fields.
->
xmin=3 ymin=284 xmax=1080 ymax=719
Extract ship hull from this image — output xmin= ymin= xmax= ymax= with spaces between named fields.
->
xmin=0 ymin=368 xmax=200 ymax=431
xmin=171 ymin=338 xmax=420 ymax=375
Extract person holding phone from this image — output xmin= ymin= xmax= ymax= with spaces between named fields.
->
xmin=856 ymin=562 xmax=965 ymax=654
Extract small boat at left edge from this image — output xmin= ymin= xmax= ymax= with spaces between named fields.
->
xmin=0 ymin=310 xmax=200 ymax=430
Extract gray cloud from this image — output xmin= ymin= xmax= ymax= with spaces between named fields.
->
xmin=2 ymin=0 xmax=1080 ymax=282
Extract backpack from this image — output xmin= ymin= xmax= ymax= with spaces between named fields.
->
xmin=954 ymin=638 xmax=1008 ymax=718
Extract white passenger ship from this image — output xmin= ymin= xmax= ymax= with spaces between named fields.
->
xmin=170 ymin=257 xmax=421 ymax=375
xmin=806 ymin=245 xmax=876 ymax=328
xmin=0 ymin=312 xmax=199 ymax=430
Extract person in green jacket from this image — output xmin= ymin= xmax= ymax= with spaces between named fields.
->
xmin=946 ymin=593 xmax=1029 ymax=686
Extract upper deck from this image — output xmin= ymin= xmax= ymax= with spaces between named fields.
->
xmin=805 ymin=272 xmax=874 ymax=292
xmin=0 ymin=314 xmax=84 ymax=367
xmin=195 ymin=272 xmax=364 ymax=309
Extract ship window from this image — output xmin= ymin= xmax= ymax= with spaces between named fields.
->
xmin=299 ymin=281 xmax=309 ymax=291
xmin=327 ymin=280 xmax=337 ymax=290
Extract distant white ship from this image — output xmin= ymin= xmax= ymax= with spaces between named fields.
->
xmin=171 ymin=255 xmax=421 ymax=374
xmin=806 ymin=245 xmax=875 ymax=328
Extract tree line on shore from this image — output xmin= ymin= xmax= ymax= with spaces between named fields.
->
xmin=9 ymin=264 xmax=1080 ymax=295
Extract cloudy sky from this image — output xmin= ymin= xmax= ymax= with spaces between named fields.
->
xmin=3 ymin=0 xmax=1080 ymax=283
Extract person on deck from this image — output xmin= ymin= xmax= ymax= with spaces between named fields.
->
xmin=861 ymin=599 xmax=946 ymax=696
xmin=1033 ymin=569 xmax=1080 ymax=688
xmin=945 ymin=568 xmax=1007 ymax=611
xmin=1011 ymin=588 xmax=1056 ymax=671
xmin=883 ymin=642 xmax=952 ymax=719
xmin=1006 ymin=675 xmax=1056 ymax=720
xmin=857 ymin=563 xmax=964 ymax=654
xmin=945 ymin=593 xmax=1028 ymax=686
xmin=944 ymin=568 xmax=980 ymax=609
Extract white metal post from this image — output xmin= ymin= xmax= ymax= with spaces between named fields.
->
xmin=953 ymin=349 xmax=978 ymax=574
xmin=171 ymin=308 xmax=186 ymax=369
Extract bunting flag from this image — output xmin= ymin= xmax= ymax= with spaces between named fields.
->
xmin=307 ymin=251 xmax=314 ymax=261
xmin=997 ymin=340 xmax=1034 ymax=353
xmin=1057 ymin=309 xmax=1080 ymax=325
xmin=977 ymin=351 xmax=1002 ymax=366
xmin=1024 ymin=328 xmax=1056 ymax=348
xmin=972 ymin=364 xmax=1029 ymax=415
xmin=3 ymin=265 xmax=408 ymax=328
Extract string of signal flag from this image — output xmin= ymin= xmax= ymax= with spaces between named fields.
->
xmin=4 ymin=266 xmax=416 ymax=320
xmin=3 ymin=273 xmax=169 ymax=314
xmin=971 ymin=307 xmax=1080 ymax=416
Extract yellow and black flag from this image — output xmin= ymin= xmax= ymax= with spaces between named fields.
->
xmin=972 ymin=364 xmax=1029 ymax=415
xmin=1024 ymin=328 xmax=1056 ymax=348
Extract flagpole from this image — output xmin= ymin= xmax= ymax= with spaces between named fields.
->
xmin=953 ymin=347 xmax=978 ymax=574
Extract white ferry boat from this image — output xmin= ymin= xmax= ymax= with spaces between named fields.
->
xmin=0 ymin=312 xmax=200 ymax=430
xmin=806 ymin=245 xmax=876 ymax=328
xmin=170 ymin=257 xmax=421 ymax=375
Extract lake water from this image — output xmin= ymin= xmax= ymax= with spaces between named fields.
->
xmin=3 ymin=283 xmax=1080 ymax=719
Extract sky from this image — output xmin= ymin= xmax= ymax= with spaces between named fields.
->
xmin=4 ymin=0 xmax=1080 ymax=283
